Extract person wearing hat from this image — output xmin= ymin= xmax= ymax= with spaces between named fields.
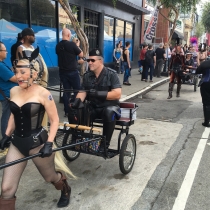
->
xmin=10 ymin=32 xmax=23 ymax=67
xmin=56 ymin=28 xmax=84 ymax=117
xmin=183 ymin=52 xmax=194 ymax=83
xmin=70 ymin=48 xmax=121 ymax=150
xmin=16 ymin=28 xmax=35 ymax=59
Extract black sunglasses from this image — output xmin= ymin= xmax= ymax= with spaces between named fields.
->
xmin=87 ymin=58 xmax=101 ymax=63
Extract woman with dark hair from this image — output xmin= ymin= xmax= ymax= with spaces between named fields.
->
xmin=167 ymin=45 xmax=185 ymax=99
xmin=123 ymin=41 xmax=131 ymax=85
xmin=113 ymin=43 xmax=122 ymax=74
xmin=0 ymin=48 xmax=75 ymax=209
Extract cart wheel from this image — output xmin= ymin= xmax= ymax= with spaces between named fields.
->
xmin=119 ymin=134 xmax=136 ymax=174
xmin=62 ymin=133 xmax=80 ymax=161
xmin=193 ymin=77 xmax=198 ymax=92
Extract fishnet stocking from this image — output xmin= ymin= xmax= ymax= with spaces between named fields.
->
xmin=1 ymin=144 xmax=60 ymax=199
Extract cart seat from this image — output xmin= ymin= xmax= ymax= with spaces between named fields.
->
xmin=94 ymin=102 xmax=138 ymax=127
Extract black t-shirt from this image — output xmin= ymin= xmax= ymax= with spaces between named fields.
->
xmin=145 ymin=50 xmax=155 ymax=64
xmin=155 ymin=48 xmax=165 ymax=60
xmin=56 ymin=40 xmax=82 ymax=72
xmin=10 ymin=41 xmax=22 ymax=66
xmin=82 ymin=67 xmax=121 ymax=107
xmin=185 ymin=59 xmax=194 ymax=67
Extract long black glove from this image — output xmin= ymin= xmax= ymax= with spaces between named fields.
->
xmin=39 ymin=142 xmax=53 ymax=158
xmin=88 ymin=89 xmax=108 ymax=101
xmin=70 ymin=98 xmax=84 ymax=109
xmin=0 ymin=135 xmax=11 ymax=150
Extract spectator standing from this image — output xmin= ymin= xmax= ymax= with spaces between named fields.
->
xmin=169 ymin=43 xmax=173 ymax=52
xmin=10 ymin=33 xmax=23 ymax=67
xmin=183 ymin=44 xmax=188 ymax=55
xmin=139 ymin=43 xmax=148 ymax=81
xmin=163 ymin=43 xmax=172 ymax=72
xmin=56 ymin=28 xmax=84 ymax=117
xmin=122 ymin=41 xmax=131 ymax=85
xmin=0 ymin=42 xmax=17 ymax=137
xmin=154 ymin=43 xmax=166 ymax=77
xmin=118 ymin=40 xmax=124 ymax=73
xmin=16 ymin=28 xmax=35 ymax=58
xmin=144 ymin=44 xmax=156 ymax=82
xmin=113 ymin=43 xmax=122 ymax=74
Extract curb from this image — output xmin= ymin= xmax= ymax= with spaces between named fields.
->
xmin=120 ymin=77 xmax=170 ymax=102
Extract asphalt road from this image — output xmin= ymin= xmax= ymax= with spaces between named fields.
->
xmin=0 ymin=80 xmax=209 ymax=210
xmin=132 ymin=81 xmax=209 ymax=210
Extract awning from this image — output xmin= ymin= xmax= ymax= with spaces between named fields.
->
xmin=172 ymin=30 xmax=184 ymax=39
xmin=102 ymin=0 xmax=150 ymax=15
xmin=118 ymin=0 xmax=150 ymax=14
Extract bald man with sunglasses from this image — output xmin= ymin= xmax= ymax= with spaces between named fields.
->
xmin=71 ymin=48 xmax=122 ymax=150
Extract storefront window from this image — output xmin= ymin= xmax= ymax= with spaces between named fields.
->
xmin=84 ymin=10 xmax=99 ymax=51
xmin=104 ymin=16 xmax=114 ymax=63
xmin=0 ymin=0 xmax=28 ymax=67
xmin=125 ymin=22 xmax=133 ymax=60
xmin=115 ymin=19 xmax=124 ymax=50
xmin=31 ymin=0 xmax=56 ymax=67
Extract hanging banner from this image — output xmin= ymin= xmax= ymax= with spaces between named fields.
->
xmin=144 ymin=2 xmax=160 ymax=44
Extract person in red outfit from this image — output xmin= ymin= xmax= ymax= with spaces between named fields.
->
xmin=139 ymin=43 xmax=148 ymax=81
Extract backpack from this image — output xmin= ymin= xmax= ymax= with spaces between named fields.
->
xmin=145 ymin=50 xmax=154 ymax=64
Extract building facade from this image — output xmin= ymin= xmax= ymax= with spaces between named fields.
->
xmin=0 ymin=0 xmax=149 ymax=85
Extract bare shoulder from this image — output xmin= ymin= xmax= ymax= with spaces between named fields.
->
xmin=10 ymin=86 xmax=19 ymax=94
xmin=10 ymin=86 xmax=20 ymax=98
xmin=38 ymin=86 xmax=54 ymax=101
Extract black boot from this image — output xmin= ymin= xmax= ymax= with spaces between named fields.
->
xmin=176 ymin=84 xmax=181 ymax=97
xmin=167 ymin=83 xmax=174 ymax=99
xmin=101 ymin=121 xmax=116 ymax=149
xmin=202 ymin=106 xmax=210 ymax=127
xmin=53 ymin=172 xmax=71 ymax=208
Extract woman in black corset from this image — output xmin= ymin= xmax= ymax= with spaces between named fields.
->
xmin=0 ymin=48 xmax=74 ymax=209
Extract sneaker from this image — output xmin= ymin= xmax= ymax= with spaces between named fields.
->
xmin=150 ymin=80 xmax=153 ymax=82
